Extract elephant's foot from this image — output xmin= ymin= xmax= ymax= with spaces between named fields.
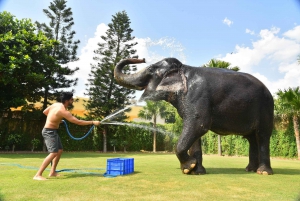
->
xmin=245 ymin=163 xmax=259 ymax=172
xmin=256 ymin=164 xmax=273 ymax=175
xmin=180 ymin=158 xmax=197 ymax=174
xmin=190 ymin=164 xmax=206 ymax=175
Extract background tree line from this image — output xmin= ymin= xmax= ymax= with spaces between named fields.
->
xmin=0 ymin=1 xmax=299 ymax=159
xmin=0 ymin=0 xmax=138 ymax=152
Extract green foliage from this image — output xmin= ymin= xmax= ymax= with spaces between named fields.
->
xmin=138 ymin=100 xmax=170 ymax=121
xmin=203 ymin=58 xmax=240 ymax=71
xmin=7 ymin=133 xmax=21 ymax=145
xmin=0 ymin=11 xmax=58 ymax=111
xmin=276 ymin=87 xmax=300 ymax=117
xmin=270 ymin=121 xmax=297 ymax=158
xmin=138 ymin=100 xmax=173 ymax=152
xmin=35 ymin=0 xmax=80 ymax=109
xmin=275 ymin=87 xmax=300 ymax=159
xmin=85 ymin=10 xmax=137 ymax=119
xmin=31 ymin=138 xmax=40 ymax=151
xmin=85 ymin=11 xmax=137 ymax=152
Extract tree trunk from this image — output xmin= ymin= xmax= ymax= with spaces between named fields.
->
xmin=153 ymin=116 xmax=157 ymax=153
xmin=103 ymin=127 xmax=107 ymax=153
xmin=293 ymin=115 xmax=300 ymax=160
xmin=153 ymin=130 xmax=157 ymax=153
xmin=218 ymin=135 xmax=222 ymax=156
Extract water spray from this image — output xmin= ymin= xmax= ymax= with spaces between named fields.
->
xmin=101 ymin=105 xmax=133 ymax=123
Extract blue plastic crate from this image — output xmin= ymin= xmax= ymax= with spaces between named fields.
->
xmin=106 ymin=158 xmax=134 ymax=176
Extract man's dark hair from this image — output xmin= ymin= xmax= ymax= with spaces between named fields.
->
xmin=60 ymin=92 xmax=73 ymax=103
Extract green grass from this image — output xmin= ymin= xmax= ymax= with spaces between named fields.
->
xmin=0 ymin=152 xmax=300 ymax=201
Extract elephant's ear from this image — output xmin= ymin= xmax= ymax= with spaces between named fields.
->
xmin=156 ymin=68 xmax=187 ymax=94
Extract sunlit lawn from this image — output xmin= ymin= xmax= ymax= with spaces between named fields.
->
xmin=0 ymin=152 xmax=300 ymax=201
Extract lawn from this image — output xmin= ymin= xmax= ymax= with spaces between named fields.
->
xmin=0 ymin=152 xmax=299 ymax=201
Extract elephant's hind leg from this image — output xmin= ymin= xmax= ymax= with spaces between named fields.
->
xmin=256 ymin=126 xmax=273 ymax=175
xmin=244 ymin=132 xmax=259 ymax=172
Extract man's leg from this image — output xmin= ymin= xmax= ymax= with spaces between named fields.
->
xmin=33 ymin=152 xmax=58 ymax=180
xmin=49 ymin=149 xmax=63 ymax=177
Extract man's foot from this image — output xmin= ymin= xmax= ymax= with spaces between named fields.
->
xmin=48 ymin=172 xmax=61 ymax=177
xmin=33 ymin=175 xmax=47 ymax=181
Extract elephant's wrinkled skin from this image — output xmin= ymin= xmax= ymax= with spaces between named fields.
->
xmin=114 ymin=58 xmax=274 ymax=175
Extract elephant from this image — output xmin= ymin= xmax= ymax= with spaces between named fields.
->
xmin=114 ymin=57 xmax=274 ymax=175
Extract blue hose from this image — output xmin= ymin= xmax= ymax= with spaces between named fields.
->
xmin=62 ymin=120 xmax=94 ymax=140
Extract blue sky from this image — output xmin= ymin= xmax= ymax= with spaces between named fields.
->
xmin=1 ymin=0 xmax=300 ymax=99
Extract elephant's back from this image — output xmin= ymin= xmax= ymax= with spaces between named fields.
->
xmin=186 ymin=66 xmax=273 ymax=129
xmin=187 ymin=66 xmax=271 ymax=98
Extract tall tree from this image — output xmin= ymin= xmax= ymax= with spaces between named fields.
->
xmin=204 ymin=59 xmax=240 ymax=156
xmin=0 ymin=11 xmax=57 ymax=112
xmin=138 ymin=100 xmax=170 ymax=152
xmin=36 ymin=0 xmax=80 ymax=110
xmin=276 ymin=87 xmax=300 ymax=160
xmin=85 ymin=11 xmax=137 ymax=152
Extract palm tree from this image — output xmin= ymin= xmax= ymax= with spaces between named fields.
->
xmin=204 ymin=59 xmax=240 ymax=71
xmin=138 ymin=100 xmax=169 ymax=152
xmin=204 ymin=59 xmax=240 ymax=156
xmin=276 ymin=87 xmax=300 ymax=160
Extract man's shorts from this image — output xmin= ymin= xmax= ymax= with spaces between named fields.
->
xmin=42 ymin=128 xmax=63 ymax=153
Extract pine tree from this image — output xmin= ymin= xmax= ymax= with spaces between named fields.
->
xmin=35 ymin=0 xmax=80 ymax=110
xmin=85 ymin=11 xmax=137 ymax=152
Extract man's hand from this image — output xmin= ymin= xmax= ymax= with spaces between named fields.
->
xmin=93 ymin=121 xmax=101 ymax=126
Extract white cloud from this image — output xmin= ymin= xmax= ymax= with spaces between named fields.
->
xmin=68 ymin=24 xmax=186 ymax=98
xmin=283 ymin=25 xmax=300 ymax=42
xmin=67 ymin=23 xmax=108 ymax=97
xmin=223 ymin=17 xmax=233 ymax=27
xmin=219 ymin=26 xmax=300 ymax=95
xmin=246 ymin=28 xmax=255 ymax=35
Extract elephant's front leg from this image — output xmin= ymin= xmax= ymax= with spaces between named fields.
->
xmin=176 ymin=118 xmax=208 ymax=174
xmin=189 ymin=138 xmax=206 ymax=175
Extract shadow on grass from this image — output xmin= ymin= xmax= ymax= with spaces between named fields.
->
xmin=0 ymin=192 xmax=5 ymax=201
xmin=295 ymin=193 xmax=300 ymax=201
xmin=178 ymin=167 xmax=300 ymax=175
xmin=60 ymin=171 xmax=141 ymax=179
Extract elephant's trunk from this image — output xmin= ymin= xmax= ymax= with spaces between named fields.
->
xmin=114 ymin=58 xmax=148 ymax=90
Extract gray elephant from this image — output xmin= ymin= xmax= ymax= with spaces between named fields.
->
xmin=114 ymin=58 xmax=274 ymax=175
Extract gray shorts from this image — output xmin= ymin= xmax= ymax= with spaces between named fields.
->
xmin=42 ymin=128 xmax=63 ymax=153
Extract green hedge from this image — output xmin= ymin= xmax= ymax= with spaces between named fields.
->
xmin=0 ymin=114 xmax=298 ymax=159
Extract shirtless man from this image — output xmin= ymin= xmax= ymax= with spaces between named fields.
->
xmin=33 ymin=92 xmax=100 ymax=180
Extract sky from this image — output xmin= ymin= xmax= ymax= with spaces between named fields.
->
xmin=1 ymin=0 xmax=300 ymax=101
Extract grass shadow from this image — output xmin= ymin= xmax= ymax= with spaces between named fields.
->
xmin=0 ymin=192 xmax=5 ymax=201
xmin=60 ymin=171 xmax=141 ymax=179
xmin=182 ymin=167 xmax=300 ymax=175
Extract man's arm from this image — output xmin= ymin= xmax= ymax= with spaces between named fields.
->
xmin=62 ymin=110 xmax=100 ymax=126
xmin=43 ymin=106 xmax=51 ymax=116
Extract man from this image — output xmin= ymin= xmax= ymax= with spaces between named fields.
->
xmin=33 ymin=92 xmax=100 ymax=180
